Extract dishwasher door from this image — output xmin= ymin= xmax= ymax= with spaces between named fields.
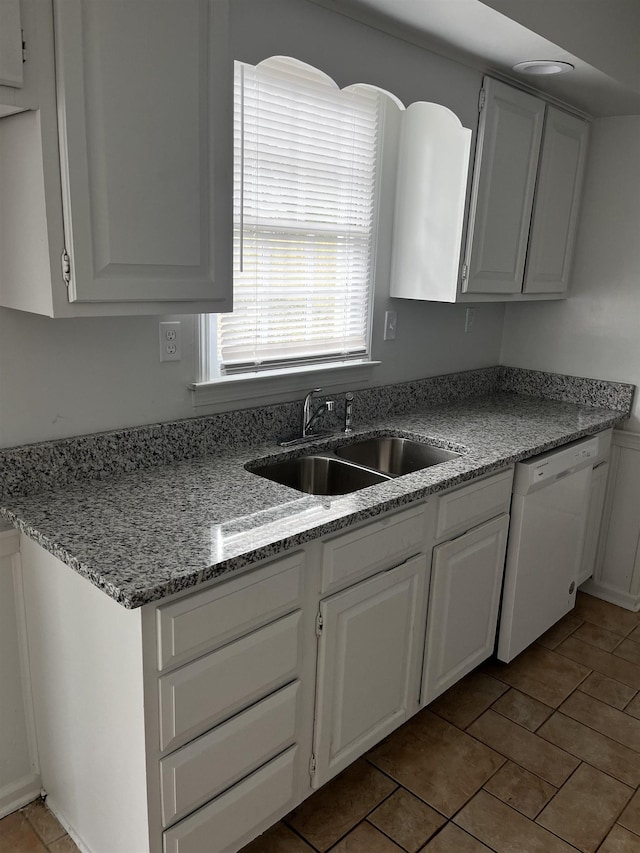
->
xmin=497 ymin=464 xmax=591 ymax=662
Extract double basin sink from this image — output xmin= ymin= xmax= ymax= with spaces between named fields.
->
xmin=249 ymin=435 xmax=461 ymax=496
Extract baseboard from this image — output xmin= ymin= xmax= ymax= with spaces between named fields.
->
xmin=44 ymin=794 xmax=95 ymax=853
xmin=0 ymin=773 xmax=41 ymax=819
xmin=580 ymin=579 xmax=640 ymax=612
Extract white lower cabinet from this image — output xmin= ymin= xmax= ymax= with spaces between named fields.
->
xmin=312 ymin=553 xmax=429 ymax=788
xmin=421 ymin=514 xmax=509 ymax=704
xmin=20 ymin=488 xmax=520 ymax=853
xmin=578 ymin=459 xmax=609 ymax=585
xmin=163 ymin=746 xmax=299 ymax=853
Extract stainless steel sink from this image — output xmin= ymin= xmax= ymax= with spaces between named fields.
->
xmin=250 ymin=455 xmax=391 ymax=496
xmin=335 ymin=436 xmax=460 ymax=476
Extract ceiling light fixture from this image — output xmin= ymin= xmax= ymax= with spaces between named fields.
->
xmin=512 ymin=60 xmax=575 ymax=76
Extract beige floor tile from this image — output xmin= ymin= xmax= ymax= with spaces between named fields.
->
xmin=537 ymin=613 xmax=583 ymax=650
xmin=285 ymin=759 xmax=397 ymax=852
xmin=538 ymin=712 xmax=640 ymax=786
xmin=427 ymin=672 xmax=507 ymax=730
xmin=579 ymin=672 xmax=637 ymax=710
xmin=491 ymin=688 xmax=553 ymax=731
xmin=625 ymin=693 xmax=640 ymax=720
xmin=556 ymin=636 xmax=640 ymax=690
xmin=47 ymin=837 xmax=80 ymax=853
xmin=627 ymin=624 xmax=640 ymax=644
xmin=468 ymin=709 xmax=579 ymax=786
xmin=0 ymin=813 xmax=47 ymax=853
xmin=242 ymin=823 xmax=315 ymax=852
xmin=615 ymin=638 xmax=640 ymax=667
xmin=21 ymin=800 xmax=66 ymax=846
xmin=454 ymin=789 xmax=577 ymax=852
xmin=560 ymin=690 xmax=640 ymax=753
xmin=619 ymin=789 xmax=640 ymax=836
xmin=573 ymin=621 xmax=623 ymax=652
xmin=483 ymin=761 xmax=556 ymax=818
xmin=536 ymin=763 xmax=633 ymax=853
xmin=367 ymin=788 xmax=444 ymax=852
xmin=484 ymin=644 xmax=590 ymax=707
xmin=421 ymin=823 xmax=493 ymax=852
xmin=368 ymin=710 xmax=504 ymax=818
xmin=330 ymin=822 xmax=404 ymax=852
xmin=574 ymin=592 xmax=640 ymax=636
xmin=598 ymin=824 xmax=640 ymax=853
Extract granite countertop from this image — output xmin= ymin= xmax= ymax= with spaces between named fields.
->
xmin=0 ymin=391 xmax=628 ymax=609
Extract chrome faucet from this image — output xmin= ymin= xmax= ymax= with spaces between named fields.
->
xmin=302 ymin=388 xmax=335 ymax=438
xmin=344 ymin=392 xmax=354 ymax=433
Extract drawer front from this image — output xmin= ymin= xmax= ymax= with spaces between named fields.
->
xmin=159 ymin=611 xmax=302 ymax=753
xmin=163 ymin=746 xmax=298 ymax=853
xmin=160 ymin=681 xmax=300 ymax=826
xmin=436 ymin=469 xmax=513 ymax=542
xmin=321 ymin=504 xmax=427 ymax=594
xmin=157 ymin=552 xmax=304 ymax=671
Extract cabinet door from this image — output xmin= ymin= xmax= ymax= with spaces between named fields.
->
xmin=523 ymin=108 xmax=589 ymax=294
xmin=313 ymin=554 xmax=429 ymax=787
xmin=578 ymin=461 xmax=609 ymax=586
xmin=464 ymin=78 xmax=545 ymax=294
xmin=421 ymin=514 xmax=509 ymax=705
xmin=54 ymin=0 xmax=231 ymax=307
xmin=0 ymin=0 xmax=23 ymax=89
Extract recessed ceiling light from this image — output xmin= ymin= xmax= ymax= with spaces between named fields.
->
xmin=512 ymin=60 xmax=575 ymax=76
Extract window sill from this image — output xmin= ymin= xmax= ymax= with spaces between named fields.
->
xmin=189 ymin=360 xmax=381 ymax=410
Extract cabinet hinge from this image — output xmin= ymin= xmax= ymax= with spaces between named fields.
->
xmin=61 ymin=249 xmax=71 ymax=286
xmin=21 ymin=30 xmax=26 ymax=63
xmin=478 ymin=88 xmax=486 ymax=112
xmin=461 ymin=262 xmax=468 ymax=282
xmin=309 ymin=754 xmax=317 ymax=778
xmin=315 ymin=610 xmax=323 ymax=638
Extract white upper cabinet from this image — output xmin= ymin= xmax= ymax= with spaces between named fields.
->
xmin=462 ymin=78 xmax=589 ymax=301
xmin=464 ymin=79 xmax=545 ymax=296
xmin=0 ymin=0 xmax=232 ymax=316
xmin=0 ymin=0 xmax=23 ymax=89
xmin=390 ymin=102 xmax=471 ymax=302
xmin=393 ymin=76 xmax=589 ymax=303
xmin=523 ymin=107 xmax=589 ymax=295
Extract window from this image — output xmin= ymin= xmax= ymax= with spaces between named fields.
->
xmin=202 ymin=56 xmax=382 ymax=382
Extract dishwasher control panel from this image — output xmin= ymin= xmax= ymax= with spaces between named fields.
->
xmin=514 ymin=435 xmax=601 ymax=491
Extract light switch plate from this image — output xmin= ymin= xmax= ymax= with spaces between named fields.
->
xmin=384 ymin=310 xmax=397 ymax=341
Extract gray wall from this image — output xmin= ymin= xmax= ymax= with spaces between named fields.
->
xmin=0 ymin=0 xmax=505 ymax=448
xmin=501 ymin=116 xmax=640 ymax=432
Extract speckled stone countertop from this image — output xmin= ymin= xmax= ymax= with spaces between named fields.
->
xmin=0 ymin=391 xmax=630 ymax=608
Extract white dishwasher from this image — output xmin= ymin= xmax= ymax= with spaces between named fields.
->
xmin=497 ymin=435 xmax=601 ymax=662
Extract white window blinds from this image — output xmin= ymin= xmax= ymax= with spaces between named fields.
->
xmin=218 ymin=57 xmax=381 ymax=374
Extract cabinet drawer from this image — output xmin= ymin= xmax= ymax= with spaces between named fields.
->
xmin=159 ymin=611 xmax=302 ymax=752
xmin=321 ymin=504 xmax=427 ymax=594
xmin=163 ymin=746 xmax=298 ymax=853
xmin=157 ymin=552 xmax=304 ymax=671
xmin=436 ymin=470 xmax=512 ymax=542
xmin=160 ymin=681 xmax=300 ymax=826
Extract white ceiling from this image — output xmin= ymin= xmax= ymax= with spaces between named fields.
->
xmin=311 ymin=0 xmax=640 ymax=117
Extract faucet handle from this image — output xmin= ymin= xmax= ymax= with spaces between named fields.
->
xmin=344 ymin=391 xmax=354 ymax=433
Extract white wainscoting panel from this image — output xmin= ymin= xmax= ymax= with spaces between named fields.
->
xmin=0 ymin=530 xmax=41 ymax=818
xmin=581 ymin=430 xmax=640 ymax=611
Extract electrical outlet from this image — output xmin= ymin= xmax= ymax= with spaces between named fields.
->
xmin=159 ymin=321 xmax=181 ymax=361
xmin=465 ymin=307 xmax=476 ymax=333
xmin=384 ymin=310 xmax=397 ymax=341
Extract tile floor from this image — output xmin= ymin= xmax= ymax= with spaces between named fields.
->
xmin=0 ymin=799 xmax=78 ymax=853
xmin=1 ymin=592 xmax=640 ymax=853
xmin=243 ymin=592 xmax=640 ymax=853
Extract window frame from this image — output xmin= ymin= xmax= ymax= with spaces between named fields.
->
xmin=194 ymin=57 xmax=386 ymax=403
